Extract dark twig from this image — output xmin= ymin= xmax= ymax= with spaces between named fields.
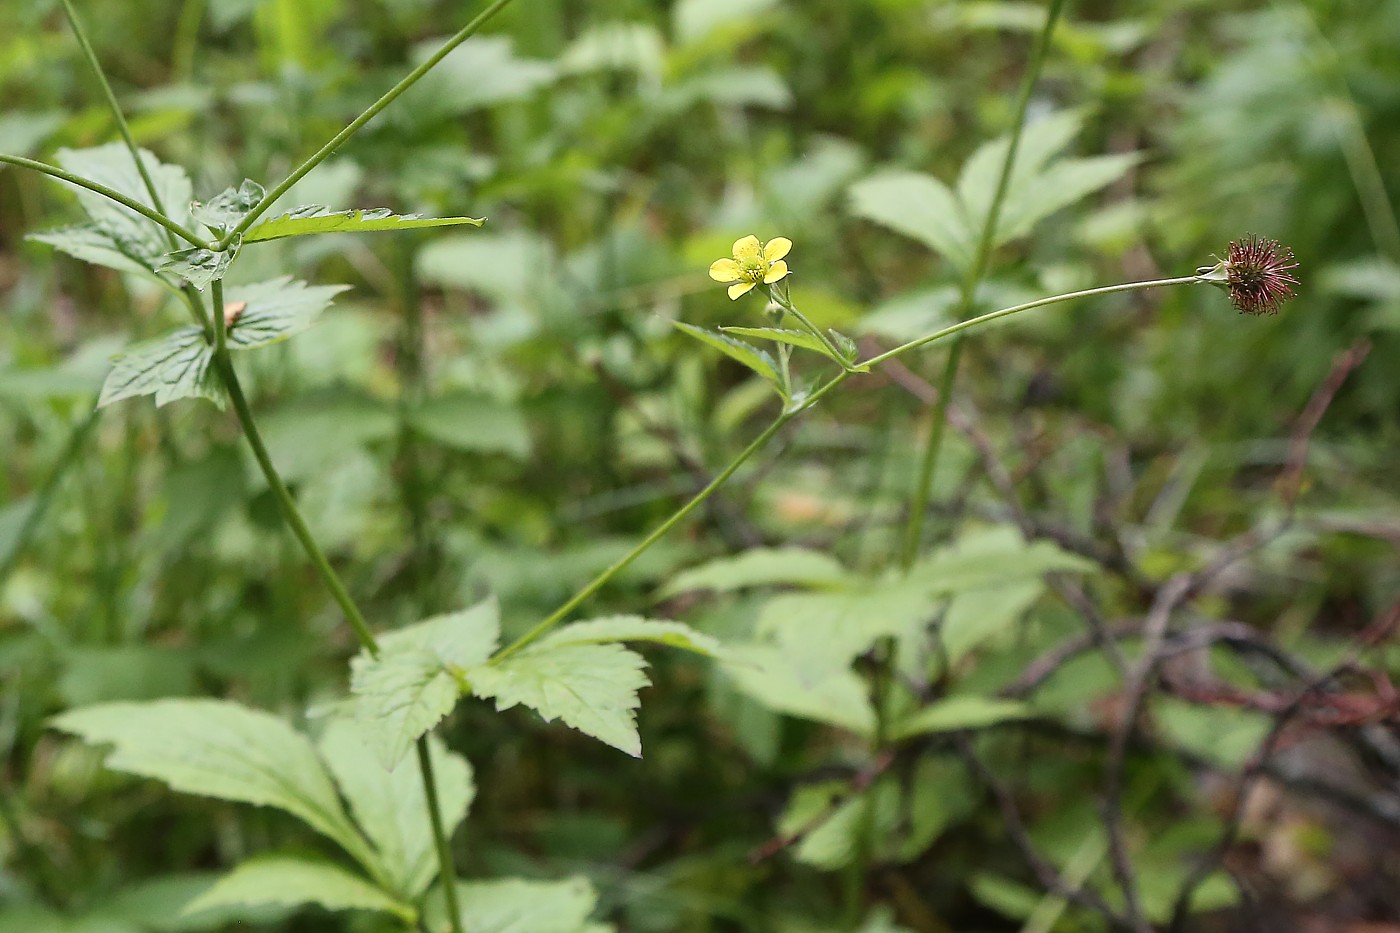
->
xmin=1277 ymin=338 xmax=1372 ymax=507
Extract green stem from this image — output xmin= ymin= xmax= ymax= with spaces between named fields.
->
xmin=900 ymin=0 xmax=1068 ymax=567
xmin=215 ymin=354 xmax=380 ymax=656
xmin=416 ymin=738 xmax=465 ymax=932
xmin=219 ymin=0 xmax=521 ymax=247
xmin=498 ymin=274 xmax=1199 ymax=658
xmin=862 ymin=278 xmax=1198 ymax=370
xmin=0 ymin=153 xmax=210 ymax=249
xmin=211 ymin=279 xmax=228 ymax=358
xmin=495 ymin=412 xmax=794 ymax=660
xmin=766 ymin=284 xmax=847 ymax=366
xmin=172 ymin=0 xmax=207 ymax=84
xmin=59 ymin=0 xmax=179 ymax=252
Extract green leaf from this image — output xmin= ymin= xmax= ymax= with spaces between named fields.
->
xmin=192 ymin=179 xmax=265 ymax=234
xmin=756 ymin=577 xmax=935 ymax=669
xmin=996 ymin=153 xmax=1140 ymax=245
xmin=910 ymin=525 xmax=1095 ymax=593
xmin=51 ymin=700 xmax=371 ymax=865
xmin=848 ymin=171 xmax=975 ymax=268
xmin=224 ymin=277 xmax=352 ymax=350
xmin=673 ymin=322 xmax=782 ymax=391
xmin=319 ymin=720 xmax=475 ymax=899
xmin=721 ymin=644 xmax=875 ymax=735
xmin=98 ymin=327 xmax=221 ymax=409
xmin=429 ymin=876 xmax=608 ymax=933
xmin=182 ymin=856 xmax=413 ymax=922
xmin=244 ymin=205 xmax=483 ymax=243
xmin=719 ymin=326 xmax=840 ymax=360
xmin=890 ymin=696 xmax=1033 ymax=741
xmin=97 ymin=871 xmax=291 ymax=931
xmin=538 ymin=616 xmax=724 ymax=658
xmin=660 ymin=547 xmax=853 ymax=597
xmin=55 ymin=143 xmax=193 ymax=267
xmin=28 ymin=225 xmax=166 ymax=279
xmin=156 ymin=239 xmax=240 ymax=291
xmin=467 ymin=643 xmax=650 ymax=757
xmin=940 ymin=581 xmax=1044 ymax=664
xmin=956 ymin=110 xmax=1085 ymax=228
xmin=408 ymin=392 xmax=532 ymax=459
xmin=349 ymin=599 xmax=500 ymax=770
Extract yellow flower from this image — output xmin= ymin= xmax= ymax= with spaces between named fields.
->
xmin=708 ymin=235 xmax=792 ymax=300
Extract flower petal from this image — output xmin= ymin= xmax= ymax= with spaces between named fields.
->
xmin=728 ymin=281 xmax=756 ymax=300
xmin=732 ymin=235 xmax=762 ymax=262
xmin=763 ymin=237 xmax=792 ymax=262
xmin=709 ymin=258 xmax=742 ymax=282
xmin=763 ymin=260 xmax=789 ymax=284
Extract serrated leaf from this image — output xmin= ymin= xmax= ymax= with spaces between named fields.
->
xmin=182 ymin=856 xmax=413 ymax=922
xmin=55 ymin=143 xmax=193 ymax=265
xmin=28 ymin=225 xmax=165 ymax=279
xmin=192 ymin=179 xmax=265 ymax=234
xmin=467 ymin=643 xmax=650 ymax=757
xmin=890 ymin=696 xmax=1033 ymax=741
xmin=674 ymin=321 xmax=782 ymax=390
xmin=244 ymin=205 xmax=483 ymax=243
xmin=51 ymin=700 xmax=371 ymax=865
xmin=224 ymin=277 xmax=352 ymax=350
xmin=319 ymin=720 xmax=475 ymax=899
xmin=349 ymin=600 xmax=500 ymax=770
xmin=719 ymin=326 xmax=838 ymax=359
xmin=956 ymin=110 xmax=1085 ymax=227
xmin=848 ymin=171 xmax=975 ymax=268
xmin=429 ymin=876 xmax=606 ymax=933
xmin=98 ymin=327 xmax=221 ymax=409
xmin=660 ymin=547 xmax=853 ymax=597
xmin=157 ymin=238 xmax=240 ymax=291
xmin=910 ymin=525 xmax=1095 ymax=592
xmin=722 ymin=644 xmax=875 ymax=735
xmin=539 ymin=616 xmax=724 ymax=658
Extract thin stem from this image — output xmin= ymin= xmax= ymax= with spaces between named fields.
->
xmin=900 ymin=0 xmax=1068 ymax=567
xmin=495 ymin=412 xmax=795 ymax=660
xmin=767 ymin=284 xmax=847 ymax=366
xmin=219 ymin=0 xmax=520 ymax=247
xmin=899 ymin=337 xmax=961 ymax=569
xmin=497 ymin=275 xmax=1200 ymax=659
xmin=59 ymin=0 xmax=179 ymax=252
xmin=416 ymin=738 xmax=465 ymax=933
xmin=211 ymin=279 xmax=228 ymax=358
xmin=215 ymin=354 xmax=380 ymax=656
xmin=862 ymin=278 xmax=1200 ymax=370
xmin=0 ymin=153 xmax=211 ymax=248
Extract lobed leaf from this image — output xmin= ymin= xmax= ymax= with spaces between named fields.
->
xmin=848 ymin=171 xmax=976 ymax=269
xmin=28 ymin=225 xmax=166 ymax=280
xmin=51 ymin=700 xmax=370 ymax=865
xmin=721 ymin=644 xmax=875 ymax=735
xmin=157 ymin=239 xmax=240 ymax=291
xmin=467 ymin=643 xmax=650 ymax=757
xmin=191 ymin=179 xmax=265 ymax=233
xmin=349 ymin=599 xmax=500 ymax=770
xmin=224 ymin=277 xmax=352 ymax=350
xmin=318 ymin=720 xmax=475 ymax=899
xmin=98 ymin=327 xmax=221 ymax=410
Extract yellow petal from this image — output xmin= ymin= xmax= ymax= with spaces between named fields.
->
xmin=728 ymin=281 xmax=756 ymax=300
xmin=709 ymin=258 xmax=742 ymax=282
xmin=763 ymin=237 xmax=792 ymax=262
xmin=763 ymin=259 xmax=789 ymax=284
xmin=732 ymin=235 xmax=762 ymax=262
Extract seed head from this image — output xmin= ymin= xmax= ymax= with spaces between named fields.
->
xmin=1219 ymin=235 xmax=1299 ymax=316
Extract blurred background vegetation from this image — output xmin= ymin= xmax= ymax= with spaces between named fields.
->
xmin=2 ymin=0 xmax=1398 ymax=930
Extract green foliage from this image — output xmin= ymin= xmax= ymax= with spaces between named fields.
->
xmin=243 ymin=206 xmax=484 ymax=242
xmin=181 ymin=856 xmax=414 ymax=922
xmin=427 ymin=877 xmax=612 ymax=933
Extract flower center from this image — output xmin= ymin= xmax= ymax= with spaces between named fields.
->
xmin=740 ymin=259 xmax=767 ymax=282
